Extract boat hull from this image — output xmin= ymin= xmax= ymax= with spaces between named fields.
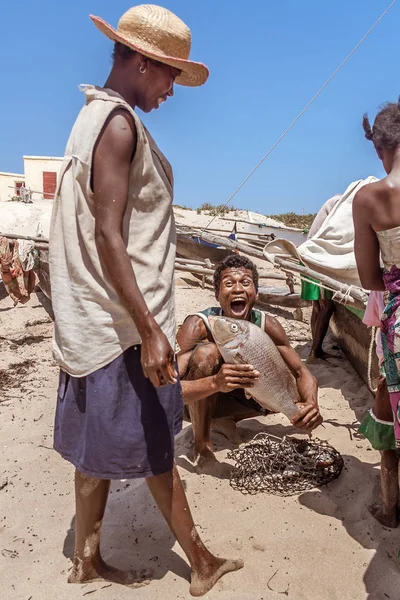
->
xmin=35 ymin=245 xmax=51 ymax=299
xmin=240 ymin=222 xmax=307 ymax=247
xmin=176 ymin=234 xmax=233 ymax=264
xmin=330 ymin=302 xmax=379 ymax=393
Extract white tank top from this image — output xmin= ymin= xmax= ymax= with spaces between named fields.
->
xmin=377 ymin=226 xmax=400 ymax=270
xmin=49 ymin=85 xmax=176 ymax=376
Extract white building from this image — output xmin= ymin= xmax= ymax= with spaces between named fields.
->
xmin=0 ymin=155 xmax=63 ymax=202
xmin=0 ymin=171 xmax=25 ymax=203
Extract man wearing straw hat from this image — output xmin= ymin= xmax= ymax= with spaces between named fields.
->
xmin=49 ymin=5 xmax=243 ymax=596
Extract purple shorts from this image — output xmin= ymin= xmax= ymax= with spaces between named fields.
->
xmin=54 ymin=345 xmax=183 ymax=479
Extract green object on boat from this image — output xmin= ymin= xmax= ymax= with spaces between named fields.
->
xmin=345 ymin=305 xmax=365 ymax=321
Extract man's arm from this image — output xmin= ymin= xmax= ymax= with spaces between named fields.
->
xmin=353 ymin=187 xmax=384 ymax=291
xmin=265 ymin=315 xmax=322 ymax=431
xmin=177 ymin=315 xmax=259 ymax=404
xmin=176 ymin=315 xmax=209 ymax=353
xmin=92 ymin=108 xmax=177 ymax=388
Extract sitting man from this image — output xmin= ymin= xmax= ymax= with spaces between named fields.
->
xmin=177 ymin=254 xmax=322 ymax=466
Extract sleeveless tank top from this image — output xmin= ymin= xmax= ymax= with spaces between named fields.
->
xmin=195 ymin=307 xmax=266 ymax=332
xmin=377 ymin=226 xmax=400 ymax=270
xmin=49 ymin=85 xmax=176 ymax=377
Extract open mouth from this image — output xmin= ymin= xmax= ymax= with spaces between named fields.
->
xmin=230 ymin=298 xmax=247 ymax=316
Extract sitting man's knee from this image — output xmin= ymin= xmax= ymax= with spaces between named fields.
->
xmin=192 ymin=343 xmax=222 ymax=376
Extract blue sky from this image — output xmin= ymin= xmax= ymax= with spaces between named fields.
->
xmin=1 ymin=0 xmax=399 ymax=214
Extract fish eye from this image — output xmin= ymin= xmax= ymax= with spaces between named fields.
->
xmin=231 ymin=323 xmax=239 ymax=332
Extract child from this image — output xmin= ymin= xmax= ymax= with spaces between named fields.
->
xmin=353 ymin=101 xmax=400 ymax=544
xmin=359 ymin=291 xmax=398 ymax=528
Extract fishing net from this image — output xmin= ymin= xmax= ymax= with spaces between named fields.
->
xmin=228 ymin=433 xmax=344 ymax=496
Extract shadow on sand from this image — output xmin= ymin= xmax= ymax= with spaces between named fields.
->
xmin=298 ymin=454 xmax=399 ymax=600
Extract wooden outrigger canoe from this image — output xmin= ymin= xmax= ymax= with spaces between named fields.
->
xmin=176 ymin=232 xmax=233 ymax=264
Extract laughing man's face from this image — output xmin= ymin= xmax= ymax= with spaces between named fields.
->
xmin=216 ymin=267 xmax=257 ymax=320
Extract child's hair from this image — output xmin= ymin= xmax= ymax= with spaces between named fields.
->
xmin=363 ymin=98 xmax=400 ymax=151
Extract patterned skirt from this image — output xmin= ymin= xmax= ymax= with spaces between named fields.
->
xmin=381 ymin=266 xmax=400 ymax=455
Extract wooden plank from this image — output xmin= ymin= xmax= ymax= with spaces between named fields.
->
xmin=258 ymin=290 xmax=310 ymax=309
xmin=1 ymin=232 xmax=49 ymax=244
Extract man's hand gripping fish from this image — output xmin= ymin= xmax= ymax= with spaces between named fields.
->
xmin=208 ymin=316 xmax=302 ymax=420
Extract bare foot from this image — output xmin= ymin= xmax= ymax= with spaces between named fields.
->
xmin=368 ymin=502 xmax=398 ymax=528
xmin=190 ymin=556 xmax=244 ymax=597
xmin=193 ymin=446 xmax=217 ymax=467
xmin=306 ymin=351 xmax=339 ymax=364
xmin=68 ymin=554 xmax=152 ymax=587
xmin=211 ymin=417 xmax=242 ymax=446
xmin=193 ymin=448 xmax=232 ymax=478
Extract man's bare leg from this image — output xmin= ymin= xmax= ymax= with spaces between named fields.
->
xmin=307 ymin=298 xmax=335 ymax=363
xmin=182 ymin=344 xmax=261 ymax=464
xmin=69 ymin=470 xmax=150 ymax=585
xmin=147 ymin=465 xmax=243 ymax=596
xmin=310 ymin=300 xmax=319 ymax=341
xmin=184 ymin=344 xmax=223 ymax=464
xmin=368 ymin=378 xmax=399 ymax=527
xmin=369 ymin=450 xmax=399 ymax=528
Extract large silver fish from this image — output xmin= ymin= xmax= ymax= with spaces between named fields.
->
xmin=208 ymin=316 xmax=301 ymax=420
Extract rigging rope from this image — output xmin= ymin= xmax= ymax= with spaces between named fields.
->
xmin=367 ymin=326 xmax=379 ymax=394
xmin=202 ymin=0 xmax=399 ymax=234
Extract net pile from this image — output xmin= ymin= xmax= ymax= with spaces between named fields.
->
xmin=228 ymin=433 xmax=344 ymax=496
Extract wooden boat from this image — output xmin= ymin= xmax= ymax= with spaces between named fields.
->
xmin=330 ymin=302 xmax=379 ymax=393
xmin=176 ymin=232 xmax=233 ymax=263
xmin=223 ymin=211 xmax=308 ymax=247
xmin=33 ymin=241 xmax=51 ymax=299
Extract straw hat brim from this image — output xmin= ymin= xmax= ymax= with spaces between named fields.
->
xmin=91 ymin=15 xmax=209 ymax=87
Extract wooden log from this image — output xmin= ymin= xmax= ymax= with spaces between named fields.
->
xmin=7 ymin=239 xmax=49 ymax=252
xmin=175 ymin=264 xmax=215 ymax=276
xmin=1 ymin=232 xmax=48 ymax=244
xmin=272 ymin=257 xmax=368 ymax=306
xmin=257 ymin=289 xmax=310 ymax=309
xmin=175 ymin=262 xmax=291 ymax=283
xmin=175 ymin=256 xmax=214 ymax=267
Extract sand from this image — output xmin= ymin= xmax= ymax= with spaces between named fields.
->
xmin=0 ymin=213 xmax=399 ymax=599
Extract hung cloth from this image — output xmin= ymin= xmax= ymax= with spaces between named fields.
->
xmin=263 ymin=176 xmax=379 ymax=288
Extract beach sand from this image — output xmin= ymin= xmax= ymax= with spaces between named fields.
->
xmin=0 ymin=229 xmax=399 ymax=599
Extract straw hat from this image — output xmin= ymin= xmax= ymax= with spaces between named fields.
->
xmin=90 ymin=4 xmax=209 ymax=87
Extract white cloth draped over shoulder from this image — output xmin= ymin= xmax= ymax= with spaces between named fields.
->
xmin=263 ymin=176 xmax=379 ymax=288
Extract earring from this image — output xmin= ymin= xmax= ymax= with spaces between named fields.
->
xmin=139 ymin=66 xmax=146 ymax=74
